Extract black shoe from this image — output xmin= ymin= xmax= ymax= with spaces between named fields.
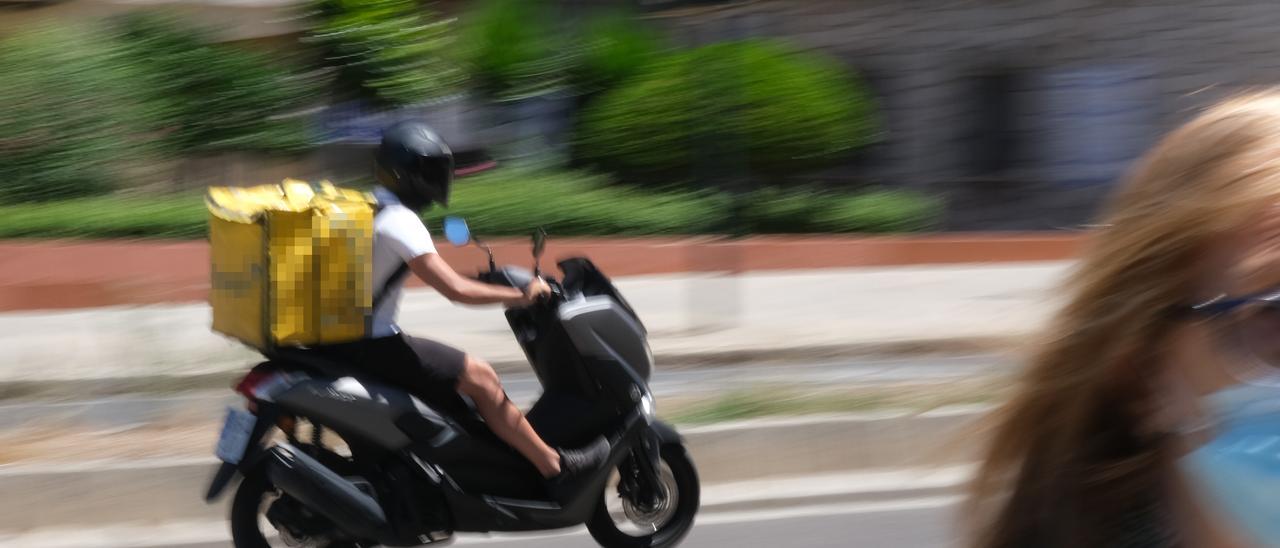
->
xmin=547 ymin=436 xmax=611 ymax=501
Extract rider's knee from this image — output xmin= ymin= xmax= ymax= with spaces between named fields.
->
xmin=459 ymin=356 xmax=502 ymax=400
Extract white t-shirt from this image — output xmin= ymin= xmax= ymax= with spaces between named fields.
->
xmin=370 ymin=187 xmax=436 ymax=337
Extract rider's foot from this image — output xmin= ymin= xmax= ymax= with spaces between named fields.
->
xmin=547 ymin=436 xmax=611 ymax=501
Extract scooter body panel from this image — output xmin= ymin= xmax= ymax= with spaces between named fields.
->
xmin=445 ymin=409 xmax=648 ymax=533
xmin=273 ymin=377 xmax=458 ymax=452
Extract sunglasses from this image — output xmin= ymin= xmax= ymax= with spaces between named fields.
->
xmin=1184 ymin=289 xmax=1280 ymax=384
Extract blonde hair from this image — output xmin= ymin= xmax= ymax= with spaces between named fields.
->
xmin=968 ymin=91 xmax=1280 ymax=547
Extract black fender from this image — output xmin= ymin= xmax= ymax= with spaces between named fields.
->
xmin=205 ymin=404 xmax=282 ymax=503
xmin=651 ymin=420 xmax=683 ymax=445
xmin=205 ymin=461 xmax=239 ymax=502
xmin=623 ymin=419 xmax=685 ymax=510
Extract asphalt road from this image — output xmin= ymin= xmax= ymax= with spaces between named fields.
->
xmin=154 ymin=496 xmax=958 ymax=548
xmin=457 ymin=497 xmax=958 ymax=548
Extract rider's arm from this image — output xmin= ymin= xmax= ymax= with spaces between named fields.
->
xmin=411 ymin=253 xmax=540 ymax=306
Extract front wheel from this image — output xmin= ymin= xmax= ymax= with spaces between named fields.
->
xmin=587 ymin=443 xmax=700 ymax=548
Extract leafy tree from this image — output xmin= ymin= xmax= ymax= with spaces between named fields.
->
xmin=116 ymin=13 xmax=317 ymax=154
xmin=307 ymin=0 xmax=462 ymax=106
xmin=0 ymin=25 xmax=154 ymax=201
xmin=460 ymin=0 xmax=566 ymax=100
xmin=568 ymin=11 xmax=664 ymax=95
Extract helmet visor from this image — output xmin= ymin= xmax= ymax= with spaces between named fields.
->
xmin=412 ymin=155 xmax=453 ymax=207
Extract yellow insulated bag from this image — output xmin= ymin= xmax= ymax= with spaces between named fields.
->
xmin=207 ymin=180 xmax=377 ymax=350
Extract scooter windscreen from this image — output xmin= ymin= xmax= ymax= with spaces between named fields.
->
xmin=557 ymin=258 xmax=644 ymax=333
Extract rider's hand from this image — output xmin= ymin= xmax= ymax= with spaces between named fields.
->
xmin=520 ymin=278 xmax=551 ymax=306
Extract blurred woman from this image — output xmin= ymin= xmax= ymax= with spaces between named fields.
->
xmin=967 ymin=92 xmax=1280 ymax=547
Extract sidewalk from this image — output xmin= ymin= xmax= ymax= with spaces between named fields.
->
xmin=0 ymin=262 xmax=1069 ymax=395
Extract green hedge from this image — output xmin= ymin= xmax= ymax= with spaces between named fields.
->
xmin=579 ymin=40 xmax=879 ymax=179
xmin=742 ymin=187 xmax=941 ymax=233
xmin=0 ymin=195 xmax=207 ymax=239
xmin=814 ymin=190 xmax=941 ymax=233
xmin=424 ymin=169 xmax=726 ymax=236
xmin=0 ymin=169 xmax=938 ymax=239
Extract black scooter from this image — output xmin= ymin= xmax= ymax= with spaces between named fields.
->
xmin=203 ymin=217 xmax=700 ymax=547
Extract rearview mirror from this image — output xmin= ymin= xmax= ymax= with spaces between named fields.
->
xmin=443 ymin=216 xmax=471 ymax=247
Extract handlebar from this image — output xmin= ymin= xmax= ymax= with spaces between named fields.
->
xmin=475 ymin=265 xmax=562 ymax=306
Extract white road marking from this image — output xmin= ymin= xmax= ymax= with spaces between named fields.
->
xmin=454 ymin=496 xmax=961 ymax=544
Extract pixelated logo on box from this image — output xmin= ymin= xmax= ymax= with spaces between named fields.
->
xmin=212 ymin=264 xmax=264 ymax=295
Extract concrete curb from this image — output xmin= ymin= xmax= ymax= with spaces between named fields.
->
xmin=0 ymin=408 xmax=988 ymax=532
xmin=0 ymin=335 xmax=1023 ymax=401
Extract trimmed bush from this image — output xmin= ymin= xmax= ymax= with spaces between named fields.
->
xmin=0 ymin=25 xmax=154 ymax=202
xmin=579 ymin=40 xmax=879 ymax=179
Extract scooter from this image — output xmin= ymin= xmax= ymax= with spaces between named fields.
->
xmin=203 ymin=217 xmax=700 ymax=547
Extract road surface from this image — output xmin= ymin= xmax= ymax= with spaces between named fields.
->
xmin=459 ymin=497 xmax=958 ymax=548
xmin=157 ymin=496 xmax=959 ymax=548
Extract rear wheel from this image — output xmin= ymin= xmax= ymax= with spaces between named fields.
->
xmin=586 ymin=443 xmax=700 ymax=548
xmin=230 ymin=469 xmax=362 ymax=548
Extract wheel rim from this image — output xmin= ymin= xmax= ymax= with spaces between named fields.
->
xmin=242 ymin=439 xmax=358 ymax=548
xmin=256 ymin=488 xmax=341 ymax=548
xmin=605 ymin=460 xmax=680 ymax=537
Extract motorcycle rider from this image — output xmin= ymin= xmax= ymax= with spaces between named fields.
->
xmin=318 ymin=121 xmax=608 ymax=491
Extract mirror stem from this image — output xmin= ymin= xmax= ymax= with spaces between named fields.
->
xmin=473 ymin=237 xmax=496 ymax=272
xmin=533 ymin=227 xmax=547 ymax=278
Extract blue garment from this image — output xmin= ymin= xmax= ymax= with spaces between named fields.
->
xmin=1181 ymin=383 xmax=1280 ymax=547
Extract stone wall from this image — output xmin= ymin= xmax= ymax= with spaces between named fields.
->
xmin=650 ymin=0 xmax=1280 ymax=228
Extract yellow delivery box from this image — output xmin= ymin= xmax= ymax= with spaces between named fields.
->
xmin=207 ymin=180 xmax=377 ymax=350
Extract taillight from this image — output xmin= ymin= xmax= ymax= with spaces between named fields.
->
xmin=233 ymin=364 xmax=304 ymax=409
xmin=233 ymin=365 xmax=275 ymax=401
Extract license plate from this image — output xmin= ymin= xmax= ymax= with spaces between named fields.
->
xmin=214 ymin=406 xmax=257 ymax=465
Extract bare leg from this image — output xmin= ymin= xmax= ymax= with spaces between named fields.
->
xmin=457 ymin=355 xmax=562 ymax=478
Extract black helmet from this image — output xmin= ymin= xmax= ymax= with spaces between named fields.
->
xmin=374 ymin=121 xmax=454 ymax=211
